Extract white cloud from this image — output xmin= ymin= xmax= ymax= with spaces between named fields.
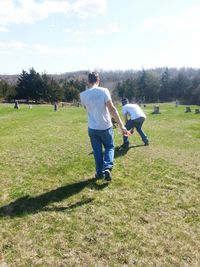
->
xmin=108 ymin=22 xmax=124 ymax=33
xmin=73 ymin=30 xmax=87 ymax=37
xmin=0 ymin=0 xmax=70 ymax=26
xmin=33 ymin=44 xmax=88 ymax=57
xmin=141 ymin=4 xmax=200 ymax=69
xmin=72 ymin=0 xmax=107 ymax=19
xmin=95 ymin=22 xmax=125 ymax=35
xmin=95 ymin=28 xmax=107 ymax=35
xmin=0 ymin=26 xmax=9 ymax=32
xmin=76 ymin=37 xmax=87 ymax=43
xmin=0 ymin=40 xmax=88 ymax=57
xmin=0 ymin=40 xmax=27 ymax=50
xmin=0 ymin=0 xmax=107 ymax=28
xmin=143 ymin=4 xmax=200 ymax=32
xmin=63 ymin=28 xmax=72 ymax=33
xmin=8 ymin=40 xmax=27 ymax=49
xmin=72 ymin=30 xmax=88 ymax=43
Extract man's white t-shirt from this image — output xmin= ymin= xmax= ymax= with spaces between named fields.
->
xmin=80 ymin=86 xmax=112 ymax=130
xmin=122 ymin=104 xmax=146 ymax=120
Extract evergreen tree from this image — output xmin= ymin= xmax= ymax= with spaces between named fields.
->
xmin=115 ymin=82 xmax=125 ymax=98
xmin=28 ymin=68 xmax=44 ymax=103
xmin=15 ymin=70 xmax=29 ymax=101
xmin=43 ymin=76 xmax=63 ymax=102
xmin=159 ymin=68 xmax=171 ymax=101
xmin=15 ymin=68 xmax=44 ymax=102
xmin=136 ymin=69 xmax=147 ymax=100
xmin=189 ymin=76 xmax=200 ymax=105
xmin=0 ymin=80 xmax=16 ymax=101
xmin=63 ymin=82 xmax=80 ymax=102
xmin=171 ymin=71 xmax=191 ymax=101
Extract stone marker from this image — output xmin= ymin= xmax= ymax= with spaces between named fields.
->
xmin=54 ymin=102 xmax=58 ymax=111
xmin=185 ymin=106 xmax=191 ymax=113
xmin=152 ymin=105 xmax=160 ymax=114
xmin=14 ymin=100 xmax=20 ymax=109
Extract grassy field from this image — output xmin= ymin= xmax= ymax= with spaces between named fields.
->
xmin=0 ymin=103 xmax=200 ymax=267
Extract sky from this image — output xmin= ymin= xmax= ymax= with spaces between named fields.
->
xmin=1 ymin=0 xmax=200 ymax=74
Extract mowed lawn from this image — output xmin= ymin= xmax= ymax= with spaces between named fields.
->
xmin=0 ymin=103 xmax=200 ymax=267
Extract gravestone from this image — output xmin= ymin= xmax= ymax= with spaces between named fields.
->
xmin=14 ymin=100 xmax=20 ymax=109
xmin=185 ymin=106 xmax=191 ymax=113
xmin=54 ymin=102 xmax=58 ymax=111
xmin=152 ymin=105 xmax=160 ymax=114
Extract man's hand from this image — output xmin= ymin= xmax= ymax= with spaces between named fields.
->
xmin=121 ymin=126 xmax=129 ymax=136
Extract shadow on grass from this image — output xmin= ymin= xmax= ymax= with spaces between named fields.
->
xmin=114 ymin=144 xmax=144 ymax=158
xmin=88 ymin=144 xmax=145 ymax=158
xmin=42 ymin=198 xmax=94 ymax=212
xmin=0 ymin=178 xmax=108 ymax=218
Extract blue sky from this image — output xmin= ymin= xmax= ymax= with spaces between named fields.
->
xmin=1 ymin=0 xmax=200 ymax=74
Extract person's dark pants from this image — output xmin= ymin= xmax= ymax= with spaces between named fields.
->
xmin=123 ymin=117 xmax=149 ymax=145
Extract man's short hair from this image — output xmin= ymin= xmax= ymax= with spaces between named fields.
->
xmin=121 ymin=98 xmax=129 ymax=106
xmin=88 ymin=72 xmax=99 ymax=84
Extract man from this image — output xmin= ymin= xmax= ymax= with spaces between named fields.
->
xmin=80 ymin=72 xmax=128 ymax=181
xmin=121 ymin=98 xmax=149 ymax=148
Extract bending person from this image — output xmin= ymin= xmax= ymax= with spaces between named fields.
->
xmin=121 ymin=98 xmax=149 ymax=148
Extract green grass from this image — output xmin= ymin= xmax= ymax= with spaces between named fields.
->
xmin=0 ymin=103 xmax=200 ymax=267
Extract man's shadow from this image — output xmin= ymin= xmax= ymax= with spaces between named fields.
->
xmin=114 ymin=144 xmax=144 ymax=158
xmin=88 ymin=144 xmax=144 ymax=158
xmin=0 ymin=178 xmax=108 ymax=218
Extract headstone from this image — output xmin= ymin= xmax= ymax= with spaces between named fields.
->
xmin=195 ymin=109 xmax=200 ymax=114
xmin=14 ymin=100 xmax=20 ymax=109
xmin=28 ymin=104 xmax=32 ymax=109
xmin=175 ymin=100 xmax=179 ymax=107
xmin=152 ymin=105 xmax=160 ymax=114
xmin=185 ymin=106 xmax=191 ymax=113
xmin=54 ymin=102 xmax=58 ymax=111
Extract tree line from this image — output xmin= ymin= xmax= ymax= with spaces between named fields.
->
xmin=0 ymin=68 xmax=86 ymax=103
xmin=113 ymin=68 xmax=200 ymax=105
xmin=0 ymin=67 xmax=200 ymax=104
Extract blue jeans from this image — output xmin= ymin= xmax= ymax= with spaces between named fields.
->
xmin=123 ymin=117 xmax=148 ymax=145
xmin=88 ymin=127 xmax=114 ymax=176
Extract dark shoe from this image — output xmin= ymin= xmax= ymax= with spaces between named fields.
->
xmin=95 ymin=173 xmax=104 ymax=179
xmin=144 ymin=141 xmax=149 ymax=146
xmin=104 ymin=169 xmax=112 ymax=181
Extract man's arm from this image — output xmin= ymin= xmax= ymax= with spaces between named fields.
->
xmin=106 ymin=100 xmax=128 ymax=135
xmin=124 ymin=113 xmax=128 ymax=124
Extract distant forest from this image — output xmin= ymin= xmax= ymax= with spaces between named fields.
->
xmin=0 ymin=67 xmax=200 ymax=104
